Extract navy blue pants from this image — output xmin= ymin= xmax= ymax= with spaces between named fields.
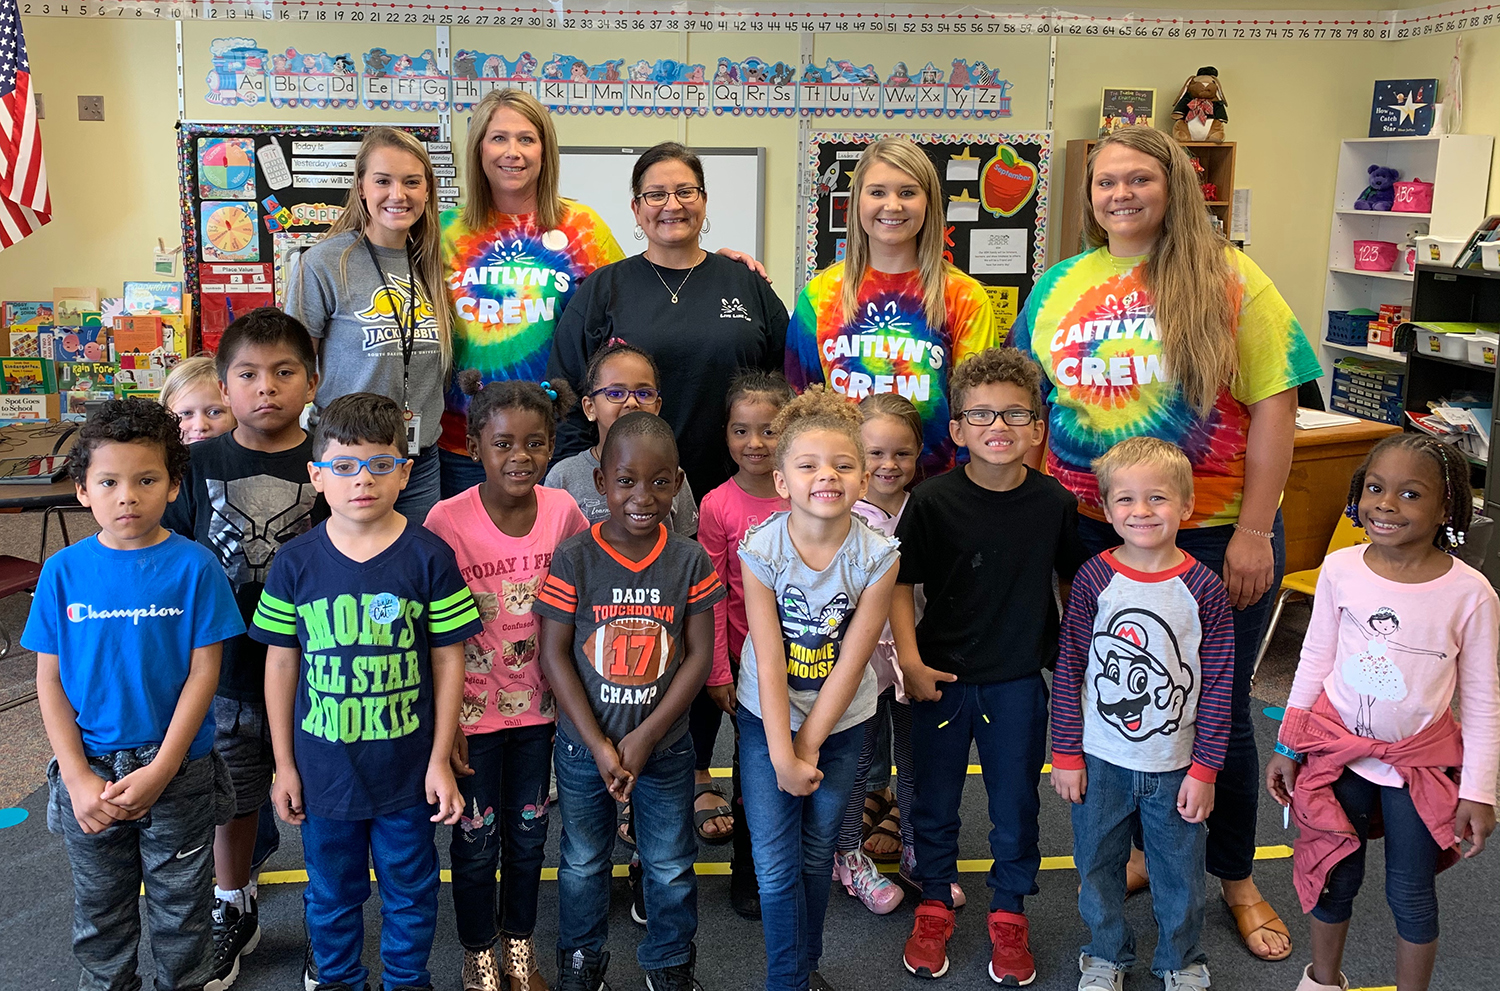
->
xmin=909 ymin=674 xmax=1049 ymax=913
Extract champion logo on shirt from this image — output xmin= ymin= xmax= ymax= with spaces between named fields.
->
xmin=720 ymin=297 xmax=752 ymax=321
xmin=67 ymin=602 xmax=186 ymax=625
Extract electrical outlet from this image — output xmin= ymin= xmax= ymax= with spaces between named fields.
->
xmin=34 ymin=93 xmax=44 ymax=119
xmin=78 ymin=96 xmax=105 ymax=121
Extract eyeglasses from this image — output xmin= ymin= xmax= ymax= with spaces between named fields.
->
xmin=311 ymin=455 xmax=411 ymax=476
xmin=954 ymin=408 xmax=1039 ymax=426
xmin=590 ymin=387 xmax=661 ymax=405
xmin=634 ymin=186 xmax=705 ymax=207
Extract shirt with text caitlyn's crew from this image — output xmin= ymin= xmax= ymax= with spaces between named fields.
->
xmin=533 ymin=523 xmax=724 ymax=752
xmin=440 ymin=202 xmax=625 ymax=454
xmin=249 ymin=520 xmax=482 ymax=820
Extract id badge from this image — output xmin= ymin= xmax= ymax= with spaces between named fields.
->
xmin=404 ymin=410 xmax=421 ymax=451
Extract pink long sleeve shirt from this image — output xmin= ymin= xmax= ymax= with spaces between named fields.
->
xmin=698 ymin=478 xmax=788 ymax=687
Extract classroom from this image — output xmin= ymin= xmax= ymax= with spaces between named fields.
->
xmin=1 ymin=2 xmax=1499 ymax=990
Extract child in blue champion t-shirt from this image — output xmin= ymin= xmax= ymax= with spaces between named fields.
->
xmin=26 ymin=398 xmax=245 ymax=991
xmin=250 ymin=392 xmax=481 ymax=991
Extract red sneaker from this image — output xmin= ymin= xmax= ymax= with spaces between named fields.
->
xmin=903 ymin=900 xmax=956 ymax=979
xmin=986 ymin=910 xmax=1035 ymax=986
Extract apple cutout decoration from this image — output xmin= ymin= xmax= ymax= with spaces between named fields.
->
xmin=980 ymin=145 xmax=1037 ymax=218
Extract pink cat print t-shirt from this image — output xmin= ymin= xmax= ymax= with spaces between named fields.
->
xmin=425 ymin=484 xmax=589 ymax=733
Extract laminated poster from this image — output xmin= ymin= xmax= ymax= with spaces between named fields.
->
xmin=201 ymin=202 xmax=261 ymax=263
xmin=198 ymin=138 xmax=257 ymax=199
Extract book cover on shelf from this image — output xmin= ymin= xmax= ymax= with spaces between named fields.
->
xmin=2 ymin=301 xmax=54 ymax=330
xmin=52 ymin=287 xmax=101 ymax=326
xmin=122 ymin=281 xmax=184 ymax=315
xmin=0 ymin=357 xmax=57 ymax=394
xmin=41 ymin=325 xmax=111 ymax=363
xmin=1100 ymin=88 xmax=1155 ymax=136
xmin=1369 ymin=79 xmax=1438 ymax=137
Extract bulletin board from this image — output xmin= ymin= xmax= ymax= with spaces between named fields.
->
xmin=803 ymin=131 xmax=1050 ymax=339
xmin=176 ymin=121 xmax=441 ymax=350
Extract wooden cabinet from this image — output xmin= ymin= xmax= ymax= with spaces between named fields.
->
xmin=1059 ymin=138 xmax=1235 ymax=261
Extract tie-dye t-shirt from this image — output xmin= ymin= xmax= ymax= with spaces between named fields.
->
xmin=786 ymin=263 xmax=998 ymax=476
xmin=1011 ymin=247 xmax=1322 ymax=527
xmin=440 ymin=201 xmax=625 ymax=453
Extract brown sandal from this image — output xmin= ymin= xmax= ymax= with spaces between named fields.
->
xmin=863 ymin=805 xmax=903 ymax=863
xmin=1225 ymin=898 xmax=1293 ymax=961
xmin=861 ymin=790 xmax=892 ymax=840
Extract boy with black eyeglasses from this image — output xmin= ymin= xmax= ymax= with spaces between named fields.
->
xmin=250 ymin=392 xmax=481 ymax=991
xmin=892 ymin=347 xmax=1088 ymax=987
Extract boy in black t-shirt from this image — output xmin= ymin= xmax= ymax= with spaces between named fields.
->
xmin=893 ymin=348 xmax=1087 ymax=987
xmin=162 ymin=307 xmax=321 ymax=989
xmin=535 ymin=412 xmax=724 ymax=991
xmin=250 ymin=393 xmax=480 ymax=991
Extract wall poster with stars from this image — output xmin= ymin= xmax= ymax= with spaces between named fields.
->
xmin=803 ymin=131 xmax=1049 ymax=341
xmin=1369 ymin=79 xmax=1438 ymax=137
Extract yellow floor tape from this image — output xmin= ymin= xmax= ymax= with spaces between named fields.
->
xmin=709 ymin=763 xmax=1032 ymax=777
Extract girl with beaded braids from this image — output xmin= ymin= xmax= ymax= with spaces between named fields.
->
xmin=423 ymin=371 xmax=590 ymax=991
xmin=1266 ymin=433 xmax=1499 ymax=991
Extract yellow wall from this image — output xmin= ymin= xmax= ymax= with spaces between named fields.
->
xmin=3 ymin=6 xmax=1496 ymax=343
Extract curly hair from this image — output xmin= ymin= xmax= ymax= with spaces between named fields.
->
xmin=1345 ymin=433 xmax=1474 ymax=552
xmin=771 ymin=386 xmax=865 ymax=469
xmin=947 ymin=346 xmax=1044 ymax=416
xmin=68 ymin=397 xmax=191 ymax=486
xmin=725 ymin=369 xmax=795 ymax=415
xmin=458 ymin=370 xmax=576 ymax=439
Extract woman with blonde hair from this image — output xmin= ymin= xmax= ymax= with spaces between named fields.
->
xmin=1011 ymin=124 xmax=1323 ymax=970
xmin=785 ymin=137 xmax=998 ymax=476
xmin=287 ymin=125 xmax=449 ymax=522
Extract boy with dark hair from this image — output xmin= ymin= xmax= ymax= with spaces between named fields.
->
xmin=163 ymin=306 xmax=322 ymax=988
xmin=26 ymin=398 xmax=244 ymax=991
xmin=251 ymin=391 xmax=479 ymax=991
xmin=1053 ymin=437 xmax=1233 ymax=991
xmin=895 ymin=347 xmax=1088 ymax=986
xmin=536 ymin=411 xmax=725 ymax=991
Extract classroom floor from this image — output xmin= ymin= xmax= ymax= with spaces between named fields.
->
xmin=0 ymin=512 xmax=1494 ymax=991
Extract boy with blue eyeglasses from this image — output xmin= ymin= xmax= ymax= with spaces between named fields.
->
xmin=251 ymin=392 xmax=482 ymax=991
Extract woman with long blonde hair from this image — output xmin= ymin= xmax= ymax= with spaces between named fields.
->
xmin=287 ymin=125 xmax=450 ymax=523
xmin=1011 ymin=125 xmax=1323 ymax=970
xmin=785 ymin=137 xmax=998 ymax=476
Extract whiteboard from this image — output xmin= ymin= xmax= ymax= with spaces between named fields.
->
xmin=558 ymin=146 xmax=765 ymax=259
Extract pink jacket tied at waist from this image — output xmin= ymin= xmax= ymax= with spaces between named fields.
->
xmin=1280 ymin=692 xmax=1463 ymax=913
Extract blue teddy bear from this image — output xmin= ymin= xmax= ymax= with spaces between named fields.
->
xmin=1354 ymin=165 xmax=1400 ymax=211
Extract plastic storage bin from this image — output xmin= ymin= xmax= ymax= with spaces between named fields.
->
xmin=1415 ymin=235 xmax=1465 ymax=266
xmin=1353 ymin=240 xmax=1399 ymax=272
xmin=1326 ymin=309 xmax=1379 ymax=346
xmin=1482 ymin=241 xmax=1500 ymax=273
xmin=1467 ymin=333 xmax=1499 ymax=367
xmin=1418 ymin=329 xmax=1473 ymax=358
xmin=1392 ymin=179 xmax=1435 ymax=213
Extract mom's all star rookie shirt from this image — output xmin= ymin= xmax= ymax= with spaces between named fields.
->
xmin=440 ymin=203 xmax=625 ymax=453
xmin=249 ymin=520 xmax=482 ymax=819
xmin=1011 ymin=247 xmax=1322 ymax=526
xmin=785 ymin=263 xmax=998 ymax=476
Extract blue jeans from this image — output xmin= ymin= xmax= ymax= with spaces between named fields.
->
xmin=394 ymin=444 xmax=441 ymax=524
xmin=1072 ymin=755 xmax=1208 ymax=975
xmin=1312 ymin=769 xmax=1442 ymax=944
xmin=1078 ymin=511 xmax=1286 ymax=880
xmin=301 ymin=804 xmax=440 ymax=991
xmin=439 ymin=446 xmax=487 ymax=501
xmin=738 ymin=708 xmax=865 ymax=991
xmin=450 ymin=724 xmax=554 ymax=949
xmin=554 ymin=727 xmax=698 ymax=970
xmin=909 ymin=674 xmax=1049 ymax=912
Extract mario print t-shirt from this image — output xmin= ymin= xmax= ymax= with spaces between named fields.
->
xmin=785 ymin=262 xmax=998 ymax=477
xmin=1011 ymin=246 xmax=1322 ymax=526
xmin=440 ymin=202 xmax=625 ymax=453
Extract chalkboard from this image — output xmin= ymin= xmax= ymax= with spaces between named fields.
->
xmin=803 ymin=131 xmax=1051 ymax=340
xmin=558 ymin=146 xmax=765 ymax=260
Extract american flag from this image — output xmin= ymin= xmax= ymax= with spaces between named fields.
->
xmin=0 ymin=0 xmax=50 ymax=250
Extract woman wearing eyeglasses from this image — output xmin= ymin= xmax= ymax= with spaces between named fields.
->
xmin=784 ymin=137 xmax=998 ymax=478
xmin=548 ymin=142 xmax=788 ymax=501
xmin=1010 ymin=127 xmax=1322 ymax=964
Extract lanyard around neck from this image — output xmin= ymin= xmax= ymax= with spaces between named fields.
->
xmin=362 ymin=236 xmax=418 ymax=410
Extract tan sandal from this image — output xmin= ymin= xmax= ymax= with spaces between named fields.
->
xmin=501 ymin=935 xmax=549 ymax=991
xmin=1225 ymin=898 xmax=1293 ymax=962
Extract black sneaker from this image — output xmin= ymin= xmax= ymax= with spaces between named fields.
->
xmin=643 ymin=943 xmax=699 ymax=991
xmin=730 ymin=862 xmax=761 ymax=921
xmin=204 ymin=897 xmax=261 ymax=991
xmin=808 ymin=971 xmax=835 ymax=991
xmin=557 ymin=947 xmax=610 ymax=991
xmin=629 ymin=859 xmax=646 ymax=927
xmin=303 ymin=942 xmax=319 ymax=991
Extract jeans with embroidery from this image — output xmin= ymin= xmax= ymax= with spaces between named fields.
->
xmin=450 ymin=723 xmax=555 ymax=949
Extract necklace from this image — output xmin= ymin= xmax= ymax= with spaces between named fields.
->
xmin=650 ymin=257 xmax=701 ymax=304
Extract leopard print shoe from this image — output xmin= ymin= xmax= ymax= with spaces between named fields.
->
xmin=463 ymin=945 xmax=503 ymax=991
xmin=501 ymin=935 xmax=549 ymax=991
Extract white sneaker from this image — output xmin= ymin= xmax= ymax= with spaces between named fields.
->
xmin=1077 ymin=953 xmax=1124 ymax=991
xmin=1161 ymin=962 xmax=1211 ymax=990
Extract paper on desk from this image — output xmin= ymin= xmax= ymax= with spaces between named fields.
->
xmin=1295 ymin=408 xmax=1361 ymax=430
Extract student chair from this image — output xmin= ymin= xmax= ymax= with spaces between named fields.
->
xmin=1250 ymin=514 xmax=1370 ymax=682
xmin=0 ymin=555 xmax=43 ymax=659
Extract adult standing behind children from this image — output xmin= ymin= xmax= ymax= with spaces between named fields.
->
xmin=785 ymin=137 xmax=998 ymax=478
xmin=1010 ymin=125 xmax=1324 ymax=962
xmin=287 ymin=127 xmax=451 ymax=524
xmin=162 ymin=308 xmax=324 ymax=991
xmin=548 ymin=141 xmax=788 ymax=500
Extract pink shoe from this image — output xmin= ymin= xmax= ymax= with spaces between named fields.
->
xmin=835 ymin=849 xmax=904 ymax=915
xmin=897 ymin=844 xmax=966 ymax=909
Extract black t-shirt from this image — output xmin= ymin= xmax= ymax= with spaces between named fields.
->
xmin=547 ymin=252 xmax=789 ymax=498
xmin=894 ymin=466 xmax=1087 ymax=683
xmin=163 ymin=430 xmax=327 ymax=701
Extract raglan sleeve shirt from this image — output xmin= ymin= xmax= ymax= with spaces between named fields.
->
xmin=697 ymin=485 xmax=736 ymax=689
